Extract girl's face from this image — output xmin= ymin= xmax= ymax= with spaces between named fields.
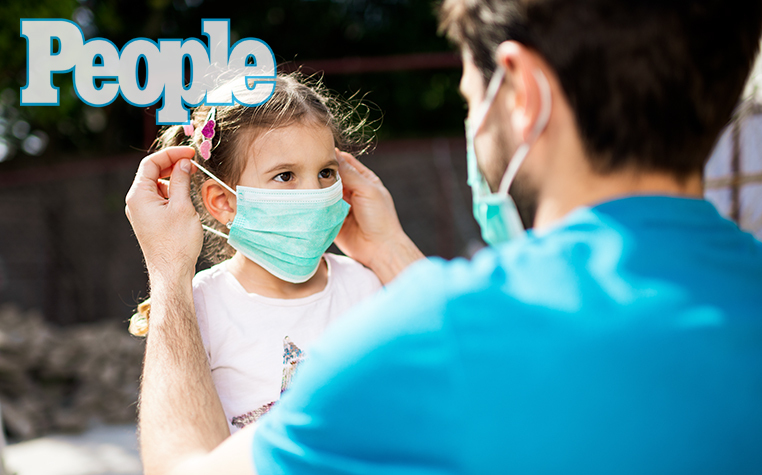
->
xmin=237 ymin=121 xmax=338 ymax=190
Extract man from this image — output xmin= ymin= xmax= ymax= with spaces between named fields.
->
xmin=125 ymin=1 xmax=762 ymax=473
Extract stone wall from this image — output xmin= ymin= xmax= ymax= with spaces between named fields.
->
xmin=0 ymin=305 xmax=144 ymax=440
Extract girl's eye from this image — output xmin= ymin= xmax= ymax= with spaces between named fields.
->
xmin=274 ymin=172 xmax=293 ymax=182
xmin=319 ymin=169 xmax=335 ymax=180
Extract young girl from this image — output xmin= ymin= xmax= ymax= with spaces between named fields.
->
xmin=130 ymin=74 xmax=382 ymax=433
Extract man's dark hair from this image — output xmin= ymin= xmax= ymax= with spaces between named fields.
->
xmin=439 ymin=0 xmax=762 ymax=178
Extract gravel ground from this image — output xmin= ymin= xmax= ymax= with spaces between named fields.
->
xmin=2 ymin=424 xmax=141 ymax=475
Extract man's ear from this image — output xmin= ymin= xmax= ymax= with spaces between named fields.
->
xmin=495 ymin=41 xmax=552 ymax=143
xmin=201 ymin=180 xmax=236 ymax=225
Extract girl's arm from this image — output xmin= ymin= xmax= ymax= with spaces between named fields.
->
xmin=334 ymin=150 xmax=424 ymax=284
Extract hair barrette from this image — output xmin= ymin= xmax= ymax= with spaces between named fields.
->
xmin=199 ymin=107 xmax=216 ymax=160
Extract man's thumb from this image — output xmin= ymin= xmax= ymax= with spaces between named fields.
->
xmin=168 ymin=159 xmax=193 ymax=205
xmin=337 ymin=151 xmax=364 ymax=188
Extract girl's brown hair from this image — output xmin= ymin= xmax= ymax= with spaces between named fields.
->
xmin=129 ymin=72 xmax=374 ymax=336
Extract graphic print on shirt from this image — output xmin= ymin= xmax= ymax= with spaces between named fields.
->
xmin=230 ymin=336 xmax=304 ymax=429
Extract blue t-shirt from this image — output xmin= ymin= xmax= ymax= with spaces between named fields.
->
xmin=252 ymin=196 xmax=762 ymax=474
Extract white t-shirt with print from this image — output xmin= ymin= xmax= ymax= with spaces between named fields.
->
xmin=193 ymin=253 xmax=382 ymax=434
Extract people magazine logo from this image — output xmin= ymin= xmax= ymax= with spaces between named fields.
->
xmin=19 ymin=19 xmax=276 ymax=124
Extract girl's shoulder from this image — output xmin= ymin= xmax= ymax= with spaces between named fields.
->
xmin=324 ymin=253 xmax=382 ymax=294
xmin=192 ymin=261 xmax=231 ymax=292
xmin=324 ymin=252 xmax=374 ymax=275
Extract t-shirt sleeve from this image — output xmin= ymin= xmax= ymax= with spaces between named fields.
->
xmin=251 ymin=259 xmax=464 ymax=475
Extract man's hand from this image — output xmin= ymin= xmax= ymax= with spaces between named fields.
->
xmin=335 ymin=150 xmax=424 ymax=284
xmin=127 ymin=146 xmax=256 ymax=475
xmin=125 ymin=146 xmax=202 ymax=284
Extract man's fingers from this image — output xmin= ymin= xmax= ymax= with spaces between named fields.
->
xmin=337 ymin=150 xmax=381 ymax=187
xmin=158 ymin=178 xmax=171 ymax=199
xmin=137 ymin=146 xmax=196 ymax=184
xmin=337 ymin=151 xmax=362 ymax=186
xmin=339 ymin=150 xmax=381 ymax=183
xmin=125 ymin=148 xmax=196 ymax=224
xmin=168 ymin=159 xmax=193 ymax=206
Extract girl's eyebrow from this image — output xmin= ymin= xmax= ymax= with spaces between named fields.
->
xmin=263 ymin=162 xmax=298 ymax=174
xmin=263 ymin=158 xmax=339 ymax=175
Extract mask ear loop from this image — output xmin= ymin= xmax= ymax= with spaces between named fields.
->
xmin=201 ymin=223 xmax=230 ymax=240
xmin=191 ymin=159 xmax=236 ymax=195
xmin=496 ymin=69 xmax=553 ymax=196
xmin=188 ymin=159 xmax=236 ymax=240
xmin=471 ymin=67 xmax=507 ymax=136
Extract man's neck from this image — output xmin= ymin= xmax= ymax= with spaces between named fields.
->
xmin=532 ymin=157 xmax=703 ymax=231
xmin=520 ymin=93 xmax=705 ymax=231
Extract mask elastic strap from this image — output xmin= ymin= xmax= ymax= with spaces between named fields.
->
xmin=497 ymin=69 xmax=553 ymax=196
xmin=472 ymin=67 xmax=507 ymax=136
xmin=202 ymin=224 xmax=229 ymax=240
xmin=189 ymin=159 xmax=235 ymax=239
xmin=191 ymin=159 xmax=236 ymax=195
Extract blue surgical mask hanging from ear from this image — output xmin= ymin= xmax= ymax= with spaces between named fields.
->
xmin=465 ymin=66 xmax=552 ymax=246
xmin=192 ymin=160 xmax=350 ymax=284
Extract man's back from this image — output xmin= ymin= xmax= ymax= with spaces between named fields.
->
xmin=452 ymin=196 xmax=762 ymax=473
xmin=253 ymin=196 xmax=762 ymax=474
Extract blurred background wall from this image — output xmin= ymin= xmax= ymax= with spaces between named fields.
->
xmin=704 ymin=57 xmax=762 ymax=241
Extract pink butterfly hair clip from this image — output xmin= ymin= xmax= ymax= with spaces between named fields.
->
xmin=197 ymin=107 xmax=216 ymax=160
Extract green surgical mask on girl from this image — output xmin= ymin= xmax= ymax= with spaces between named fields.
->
xmin=194 ymin=159 xmax=350 ymax=284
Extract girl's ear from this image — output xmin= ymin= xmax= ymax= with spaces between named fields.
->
xmin=201 ymin=180 xmax=236 ymax=225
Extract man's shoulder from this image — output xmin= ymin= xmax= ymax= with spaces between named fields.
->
xmin=388 ymin=228 xmax=596 ymax=313
xmin=314 ymin=194 xmax=762 ymax=359
xmin=376 ymin=196 xmax=762 ymax=329
xmin=329 ymin=242 xmax=549 ymax=344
